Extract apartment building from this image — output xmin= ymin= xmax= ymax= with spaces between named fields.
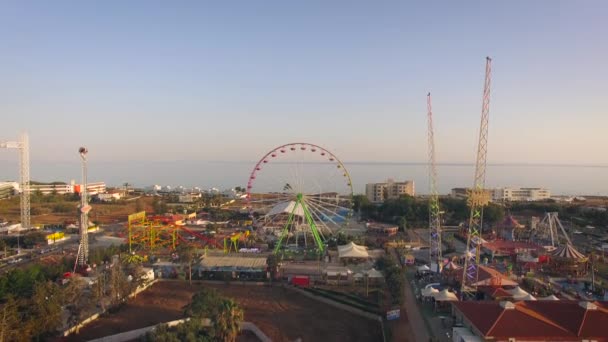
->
xmin=365 ymin=179 xmax=415 ymax=203
xmin=30 ymin=182 xmax=74 ymax=195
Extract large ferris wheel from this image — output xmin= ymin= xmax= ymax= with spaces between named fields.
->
xmin=246 ymin=143 xmax=354 ymax=254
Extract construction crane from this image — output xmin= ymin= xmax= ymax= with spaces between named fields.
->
xmin=426 ymin=92 xmax=442 ymax=272
xmin=0 ymin=132 xmax=30 ymax=253
xmin=461 ymin=57 xmax=493 ymax=298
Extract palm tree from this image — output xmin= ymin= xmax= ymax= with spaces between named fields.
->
xmin=214 ymin=298 xmax=244 ymax=342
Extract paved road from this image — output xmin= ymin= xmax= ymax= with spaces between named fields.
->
xmin=389 ymin=248 xmax=430 ymax=342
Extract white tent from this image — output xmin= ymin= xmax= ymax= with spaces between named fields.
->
xmin=337 ymin=242 xmax=369 ymax=259
xmin=364 ymin=268 xmax=384 ymax=278
xmin=417 ymin=264 xmax=431 ymax=272
xmin=266 ymin=201 xmax=305 ymax=217
xmin=353 ymin=273 xmax=364 ymax=279
xmin=518 ymin=294 xmax=537 ymax=301
xmin=443 ymin=261 xmax=462 ymax=271
xmin=421 ymin=287 xmax=440 ymax=297
xmin=433 ymin=289 xmax=459 ymax=301
xmin=539 ymin=294 xmax=560 ymax=301
xmin=507 ymin=286 xmax=530 ymax=298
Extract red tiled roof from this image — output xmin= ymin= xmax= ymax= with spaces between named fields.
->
xmin=454 ymin=301 xmax=505 ymax=335
xmin=453 ymin=300 xmax=608 ymax=340
xmin=477 ymin=286 xmax=513 ymax=299
xmin=482 ymin=240 xmax=544 ymax=253
xmin=453 ymin=265 xmax=517 ymax=286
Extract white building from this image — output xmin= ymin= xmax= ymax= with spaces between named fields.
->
xmin=492 ymin=187 xmax=551 ymax=202
xmin=451 ymin=187 xmax=550 ymax=202
xmin=179 ymin=193 xmax=201 ymax=203
xmin=365 ymin=179 xmax=415 ymax=203
xmin=96 ymin=193 xmax=122 ymax=202
xmin=30 ymin=182 xmax=74 ymax=195
xmin=0 ymin=182 xmax=19 ymax=199
xmin=74 ymin=181 xmax=107 ymax=195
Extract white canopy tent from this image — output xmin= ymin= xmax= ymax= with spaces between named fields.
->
xmin=433 ymin=289 xmax=459 ymax=301
xmin=517 ymin=294 xmax=537 ymax=301
xmin=421 ymin=287 xmax=440 ymax=297
xmin=507 ymin=286 xmax=530 ymax=298
xmin=364 ymin=268 xmax=384 ymax=278
xmin=539 ymin=294 xmax=560 ymax=301
xmin=266 ymin=200 xmax=305 ymax=217
xmin=337 ymin=242 xmax=369 ymax=259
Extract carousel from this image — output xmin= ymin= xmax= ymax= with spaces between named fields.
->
xmin=547 ymin=243 xmax=588 ymax=277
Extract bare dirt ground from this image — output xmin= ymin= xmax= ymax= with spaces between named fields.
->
xmin=67 ymin=281 xmax=383 ymax=342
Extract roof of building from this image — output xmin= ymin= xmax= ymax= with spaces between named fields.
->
xmin=477 ymin=286 xmax=513 ymax=299
xmin=454 ymin=265 xmax=518 ymax=286
xmin=482 ymin=240 xmax=544 ymax=253
xmin=453 ymin=300 xmax=608 ymax=340
xmin=199 ymin=256 xmax=267 ymax=269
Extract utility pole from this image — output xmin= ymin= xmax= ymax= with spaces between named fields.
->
xmin=461 ymin=57 xmax=493 ymax=299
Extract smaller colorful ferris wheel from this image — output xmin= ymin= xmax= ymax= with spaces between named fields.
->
xmin=246 ymin=143 xmax=354 ymax=254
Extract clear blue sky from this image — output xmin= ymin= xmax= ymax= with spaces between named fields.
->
xmin=1 ymin=1 xmax=606 ymax=165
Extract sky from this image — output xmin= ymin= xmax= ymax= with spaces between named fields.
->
xmin=0 ymin=1 xmax=607 ymax=166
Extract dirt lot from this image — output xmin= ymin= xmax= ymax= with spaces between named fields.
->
xmin=67 ymin=281 xmax=383 ymax=342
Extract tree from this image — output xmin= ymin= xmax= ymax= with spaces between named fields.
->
xmin=398 ymin=216 xmax=407 ymax=232
xmin=214 ymin=298 xmax=243 ymax=342
xmin=62 ymin=275 xmax=88 ymax=326
xmin=353 ymin=194 xmax=370 ymax=213
xmin=266 ymin=254 xmax=279 ymax=283
xmin=30 ymin=281 xmax=63 ymax=339
xmin=0 ymin=296 xmax=21 ymax=342
xmin=135 ymin=198 xmax=144 ymax=212
xmin=108 ymin=263 xmax=130 ymax=307
xmin=483 ymin=203 xmax=505 ymax=226
xmin=177 ymin=244 xmax=196 ymax=285
xmin=184 ymin=288 xmax=244 ymax=342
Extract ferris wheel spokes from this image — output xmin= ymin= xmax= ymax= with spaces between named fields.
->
xmin=303 ymin=199 xmax=346 ymax=232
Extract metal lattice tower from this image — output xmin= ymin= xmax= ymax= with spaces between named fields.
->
xmin=76 ymin=147 xmax=91 ymax=267
xmin=461 ymin=57 xmax=493 ymax=298
xmin=427 ymin=93 xmax=442 ymax=272
xmin=0 ymin=133 xmax=30 ymax=235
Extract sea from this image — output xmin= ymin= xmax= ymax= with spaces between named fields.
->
xmin=1 ymin=161 xmax=607 ymax=196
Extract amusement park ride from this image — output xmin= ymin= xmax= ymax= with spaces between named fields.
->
xmin=427 ymin=92 xmax=443 ymax=273
xmin=246 ymin=143 xmax=354 ymax=256
xmin=124 ymin=143 xmax=354 ymax=256
xmin=461 ymin=57 xmax=493 ymax=298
